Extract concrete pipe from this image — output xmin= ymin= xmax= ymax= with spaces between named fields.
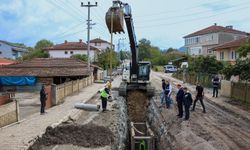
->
xmin=74 ymin=103 xmax=100 ymax=111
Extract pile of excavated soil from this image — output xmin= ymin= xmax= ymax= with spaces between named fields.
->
xmin=127 ymin=90 xmax=149 ymax=122
xmin=29 ymin=123 xmax=114 ymax=150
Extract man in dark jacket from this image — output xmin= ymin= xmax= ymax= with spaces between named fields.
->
xmin=40 ymin=85 xmax=47 ymax=115
xmin=192 ymin=83 xmax=206 ymax=113
xmin=183 ymin=87 xmax=193 ymax=120
xmin=212 ymin=75 xmax=220 ymax=97
xmin=176 ymin=84 xmax=184 ymax=118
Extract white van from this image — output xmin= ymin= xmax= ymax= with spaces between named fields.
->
xmin=164 ymin=65 xmax=177 ymax=73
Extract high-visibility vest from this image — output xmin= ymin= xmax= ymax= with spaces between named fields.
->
xmin=107 ymin=82 xmax=112 ymax=90
xmin=101 ymin=89 xmax=109 ymax=98
xmin=139 ymin=140 xmax=146 ymax=150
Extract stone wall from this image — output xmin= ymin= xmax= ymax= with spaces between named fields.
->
xmin=0 ymin=100 xmax=19 ymax=128
xmin=147 ymin=98 xmax=176 ymax=150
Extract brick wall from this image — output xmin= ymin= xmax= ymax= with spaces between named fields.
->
xmin=0 ymin=94 xmax=10 ymax=106
xmin=0 ymin=100 xmax=18 ymax=128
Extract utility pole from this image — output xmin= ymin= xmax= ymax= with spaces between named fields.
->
xmin=81 ymin=1 xmax=97 ymax=74
xmin=110 ymin=10 xmax=114 ymax=78
xmin=118 ymin=38 xmax=126 ymax=61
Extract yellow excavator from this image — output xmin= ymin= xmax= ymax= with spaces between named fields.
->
xmin=105 ymin=1 xmax=155 ymax=97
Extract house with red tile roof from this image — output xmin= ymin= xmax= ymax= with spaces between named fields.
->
xmin=89 ymin=38 xmax=114 ymax=51
xmin=183 ymin=23 xmax=248 ymax=56
xmin=44 ymin=39 xmax=101 ymax=61
xmin=0 ymin=58 xmax=15 ymax=66
xmin=213 ymin=37 xmax=250 ymax=64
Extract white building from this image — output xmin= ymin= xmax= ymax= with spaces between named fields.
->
xmin=44 ymin=40 xmax=101 ymax=61
xmin=0 ymin=40 xmax=26 ymax=59
xmin=183 ymin=24 xmax=248 ymax=56
xmin=89 ymin=38 xmax=113 ymax=51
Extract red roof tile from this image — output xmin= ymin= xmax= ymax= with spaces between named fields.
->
xmin=44 ymin=40 xmax=100 ymax=51
xmin=0 ymin=58 xmax=15 ymax=65
xmin=90 ymin=38 xmax=111 ymax=44
xmin=0 ymin=58 xmax=101 ymax=77
xmin=213 ymin=37 xmax=250 ymax=51
xmin=184 ymin=25 xmax=248 ymax=38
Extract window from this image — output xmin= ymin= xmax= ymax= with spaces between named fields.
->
xmin=70 ymin=51 xmax=73 ymax=54
xmin=0 ymin=51 xmax=2 ymax=54
xmin=220 ymin=51 xmax=224 ymax=60
xmin=231 ymin=51 xmax=234 ymax=59
xmin=65 ymin=51 xmax=68 ymax=54
xmin=199 ymin=49 xmax=201 ymax=54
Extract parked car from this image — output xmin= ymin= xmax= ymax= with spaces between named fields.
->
xmin=164 ymin=65 xmax=177 ymax=73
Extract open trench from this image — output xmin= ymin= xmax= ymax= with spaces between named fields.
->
xmin=27 ymin=87 xmax=171 ymax=150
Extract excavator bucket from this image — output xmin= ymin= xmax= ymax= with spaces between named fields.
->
xmin=105 ymin=6 xmax=125 ymax=34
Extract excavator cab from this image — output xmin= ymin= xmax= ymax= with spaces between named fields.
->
xmin=138 ymin=61 xmax=151 ymax=82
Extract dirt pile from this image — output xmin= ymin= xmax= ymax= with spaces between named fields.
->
xmin=127 ymin=90 xmax=149 ymax=122
xmin=29 ymin=123 xmax=114 ymax=150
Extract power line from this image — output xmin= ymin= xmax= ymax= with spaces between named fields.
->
xmin=136 ymin=1 xmax=250 ymax=23
xmin=46 ymin=0 xmax=81 ymax=21
xmin=51 ymin=22 xmax=84 ymax=39
xmin=136 ymin=4 xmax=250 ymax=29
xmin=53 ymin=29 xmax=87 ymax=41
xmin=134 ymin=0 xmax=243 ymax=18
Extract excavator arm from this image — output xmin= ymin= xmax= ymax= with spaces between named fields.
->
xmin=106 ymin=1 xmax=138 ymax=80
xmin=105 ymin=1 xmax=155 ymax=97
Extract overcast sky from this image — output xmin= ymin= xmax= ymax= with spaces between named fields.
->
xmin=1 ymin=0 xmax=250 ymax=50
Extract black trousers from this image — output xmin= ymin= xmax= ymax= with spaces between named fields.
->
xmin=192 ymin=96 xmax=206 ymax=112
xmin=177 ymin=100 xmax=183 ymax=117
xmin=101 ymin=97 xmax=107 ymax=110
xmin=184 ymin=104 xmax=191 ymax=120
xmin=213 ymin=87 xmax=218 ymax=97
xmin=40 ymin=99 xmax=46 ymax=113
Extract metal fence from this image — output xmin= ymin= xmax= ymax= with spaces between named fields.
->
xmin=231 ymin=82 xmax=250 ymax=103
xmin=173 ymin=72 xmax=213 ymax=88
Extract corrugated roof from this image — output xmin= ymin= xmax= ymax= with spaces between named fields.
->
xmin=0 ymin=58 xmax=101 ymax=77
xmin=213 ymin=37 xmax=250 ymax=51
xmin=44 ymin=40 xmax=100 ymax=51
xmin=184 ymin=25 xmax=248 ymax=38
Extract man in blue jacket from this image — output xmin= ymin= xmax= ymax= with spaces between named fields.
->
xmin=176 ymin=84 xmax=184 ymax=118
xmin=183 ymin=87 xmax=193 ymax=120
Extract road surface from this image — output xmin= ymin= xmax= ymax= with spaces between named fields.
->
xmin=151 ymin=71 xmax=250 ymax=150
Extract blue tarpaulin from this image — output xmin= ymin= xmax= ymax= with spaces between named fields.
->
xmin=0 ymin=76 xmax=37 ymax=86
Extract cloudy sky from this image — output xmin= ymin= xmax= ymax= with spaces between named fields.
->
xmin=1 ymin=0 xmax=250 ymax=50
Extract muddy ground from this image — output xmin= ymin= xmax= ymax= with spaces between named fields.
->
xmin=28 ymin=90 xmax=127 ymax=150
xmin=127 ymin=91 xmax=149 ymax=122
xmin=152 ymin=72 xmax=250 ymax=150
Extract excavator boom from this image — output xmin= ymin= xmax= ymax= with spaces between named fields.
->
xmin=105 ymin=1 xmax=155 ymax=97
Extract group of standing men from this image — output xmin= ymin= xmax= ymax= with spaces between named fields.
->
xmin=161 ymin=79 xmax=206 ymax=121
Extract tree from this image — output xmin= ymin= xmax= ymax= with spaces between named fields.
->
xmin=138 ymin=38 xmax=152 ymax=61
xmin=35 ymin=39 xmax=54 ymax=50
xmin=71 ymin=54 xmax=87 ymax=62
xmin=238 ymin=39 xmax=250 ymax=58
xmin=188 ymin=56 xmax=223 ymax=75
xmin=97 ymin=48 xmax=119 ymax=70
xmin=21 ymin=39 xmax=53 ymax=60
xmin=222 ymin=39 xmax=250 ymax=81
